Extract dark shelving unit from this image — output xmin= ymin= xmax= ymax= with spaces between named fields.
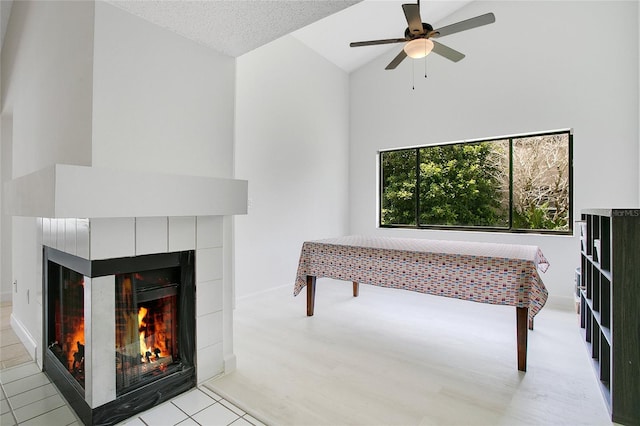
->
xmin=579 ymin=209 xmax=640 ymax=425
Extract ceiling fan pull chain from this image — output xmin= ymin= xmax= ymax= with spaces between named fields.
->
xmin=424 ymin=58 xmax=428 ymax=78
xmin=412 ymin=59 xmax=415 ymax=90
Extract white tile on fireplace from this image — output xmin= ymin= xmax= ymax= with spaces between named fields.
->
xmin=169 ymin=216 xmax=196 ymax=252
xmin=191 ymin=401 xmax=239 ymax=426
xmin=85 ymin=275 xmax=116 ymax=408
xmin=90 ymin=217 xmax=135 ymax=260
xmin=136 ymin=217 xmax=168 ymax=255
xmin=197 ymin=342 xmax=224 ymax=383
xmin=76 ymin=219 xmax=90 ymax=259
xmin=58 ymin=218 xmax=67 ymax=251
xmin=196 ymin=247 xmax=223 ymax=283
xmin=65 ymin=218 xmax=77 ymax=255
xmin=42 ymin=218 xmax=53 ymax=247
xmin=53 ymin=218 xmax=65 ymax=251
xmin=197 ymin=216 xmax=223 ymax=249
xmin=139 ymin=400 xmax=188 ymax=426
xmin=197 ymin=311 xmax=223 ymax=350
xmin=36 ymin=217 xmax=43 ymax=249
xmin=197 ymin=279 xmax=223 ymax=317
xmin=171 ymin=388 xmax=216 ymax=416
xmin=48 ymin=218 xmax=56 ymax=249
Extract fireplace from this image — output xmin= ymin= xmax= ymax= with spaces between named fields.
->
xmin=44 ymin=247 xmax=196 ymax=425
xmin=5 ymin=166 xmax=247 ymax=425
xmin=114 ymin=269 xmax=180 ymax=394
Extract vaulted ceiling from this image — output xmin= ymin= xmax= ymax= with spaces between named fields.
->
xmin=105 ymin=0 xmax=474 ymax=73
xmin=1 ymin=1 xmax=475 ymax=73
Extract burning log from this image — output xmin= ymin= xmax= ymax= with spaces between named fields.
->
xmin=72 ymin=341 xmax=85 ymax=374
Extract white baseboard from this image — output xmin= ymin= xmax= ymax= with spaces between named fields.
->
xmin=10 ymin=313 xmax=37 ymax=362
xmin=223 ymin=353 xmax=237 ymax=374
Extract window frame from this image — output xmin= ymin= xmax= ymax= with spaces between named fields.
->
xmin=378 ymin=129 xmax=574 ymax=235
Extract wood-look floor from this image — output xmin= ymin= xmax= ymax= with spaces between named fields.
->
xmin=208 ymin=279 xmax=613 ymax=425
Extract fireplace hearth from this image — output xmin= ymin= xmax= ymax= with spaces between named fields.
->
xmin=44 ymin=247 xmax=196 ymax=425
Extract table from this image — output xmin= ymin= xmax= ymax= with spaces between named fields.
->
xmin=294 ymin=236 xmax=549 ymax=371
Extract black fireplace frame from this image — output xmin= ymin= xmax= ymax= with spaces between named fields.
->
xmin=43 ymin=246 xmax=196 ymax=426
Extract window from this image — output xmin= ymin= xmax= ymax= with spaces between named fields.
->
xmin=379 ymin=130 xmax=573 ymax=234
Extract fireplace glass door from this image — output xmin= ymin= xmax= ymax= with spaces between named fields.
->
xmin=115 ymin=267 xmax=181 ymax=394
xmin=47 ymin=265 xmax=87 ymax=389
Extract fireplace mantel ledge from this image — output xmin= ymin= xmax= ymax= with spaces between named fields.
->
xmin=4 ymin=164 xmax=248 ymax=218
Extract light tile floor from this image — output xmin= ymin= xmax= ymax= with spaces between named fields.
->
xmin=1 ymin=302 xmax=32 ymax=370
xmin=0 ymin=302 xmax=268 ymax=426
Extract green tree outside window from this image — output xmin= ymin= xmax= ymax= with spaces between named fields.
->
xmin=379 ymin=131 xmax=572 ymax=233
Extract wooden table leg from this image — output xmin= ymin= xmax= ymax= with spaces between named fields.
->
xmin=353 ymin=282 xmax=359 ymax=297
xmin=516 ymin=307 xmax=528 ymax=372
xmin=306 ymin=275 xmax=316 ymax=316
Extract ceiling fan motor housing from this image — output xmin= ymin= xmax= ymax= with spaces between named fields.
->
xmin=405 ymin=22 xmax=434 ymax=39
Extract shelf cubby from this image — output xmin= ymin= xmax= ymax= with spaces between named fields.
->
xmin=579 ymin=209 xmax=640 ymax=425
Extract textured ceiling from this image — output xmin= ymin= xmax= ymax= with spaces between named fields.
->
xmin=106 ymin=0 xmax=475 ymax=73
xmin=0 ymin=1 xmax=477 ymax=73
xmin=107 ymin=0 xmax=360 ymax=58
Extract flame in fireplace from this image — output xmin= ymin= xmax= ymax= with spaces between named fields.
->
xmin=67 ymin=319 xmax=85 ymax=372
xmin=137 ymin=305 xmax=170 ymax=363
xmin=62 ymin=275 xmax=85 ymax=375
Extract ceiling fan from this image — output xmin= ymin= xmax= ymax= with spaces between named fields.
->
xmin=349 ymin=1 xmax=495 ymax=70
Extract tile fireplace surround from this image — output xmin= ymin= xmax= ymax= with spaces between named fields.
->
xmin=4 ymin=164 xmax=248 ymax=424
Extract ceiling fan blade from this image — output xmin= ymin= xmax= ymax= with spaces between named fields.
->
xmin=385 ymin=49 xmax=408 ymax=70
xmin=431 ymin=41 xmax=465 ymax=62
xmin=432 ymin=13 xmax=495 ymax=38
xmin=350 ymin=38 xmax=407 ymax=47
xmin=402 ymin=4 xmax=424 ymax=36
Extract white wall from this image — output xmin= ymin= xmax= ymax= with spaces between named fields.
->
xmin=234 ymin=35 xmax=350 ymax=298
xmin=1 ymin=115 xmax=11 ymax=302
xmin=91 ymin=3 xmax=239 ymax=374
xmin=349 ymin=1 xmax=639 ymax=308
xmin=1 ymin=1 xmax=94 ymax=177
xmin=91 ymin=2 xmax=235 ymax=178
xmin=1 ymin=0 xmax=95 ymax=354
xmin=1 ymin=0 xmax=239 ymax=360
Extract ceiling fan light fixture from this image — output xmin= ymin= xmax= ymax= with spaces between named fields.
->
xmin=404 ymin=38 xmax=434 ymax=59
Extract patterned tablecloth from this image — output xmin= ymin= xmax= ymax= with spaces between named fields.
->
xmin=294 ymin=236 xmax=549 ymax=320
